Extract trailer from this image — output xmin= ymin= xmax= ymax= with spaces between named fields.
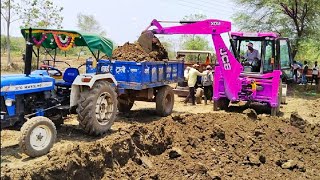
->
xmin=84 ymin=59 xmax=184 ymax=116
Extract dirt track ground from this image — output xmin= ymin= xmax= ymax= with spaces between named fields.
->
xmin=1 ymin=92 xmax=320 ymax=179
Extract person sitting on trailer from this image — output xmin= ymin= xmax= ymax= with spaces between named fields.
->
xmin=244 ymin=42 xmax=260 ymax=72
xmin=184 ymin=64 xmax=208 ymax=105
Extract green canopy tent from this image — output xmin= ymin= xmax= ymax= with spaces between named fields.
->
xmin=21 ymin=28 xmax=113 ymax=67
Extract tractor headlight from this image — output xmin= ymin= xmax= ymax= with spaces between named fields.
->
xmin=5 ymin=98 xmax=14 ymax=106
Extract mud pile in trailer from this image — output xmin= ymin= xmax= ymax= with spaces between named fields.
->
xmin=1 ymin=112 xmax=319 ymax=179
xmin=112 ymin=40 xmax=168 ymax=62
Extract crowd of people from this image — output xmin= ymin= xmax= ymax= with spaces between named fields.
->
xmin=183 ymin=64 xmax=213 ymax=105
xmin=292 ymin=60 xmax=319 ymax=86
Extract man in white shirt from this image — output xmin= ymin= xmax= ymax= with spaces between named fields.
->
xmin=184 ymin=64 xmax=208 ymax=105
xmin=311 ymin=61 xmax=319 ymax=86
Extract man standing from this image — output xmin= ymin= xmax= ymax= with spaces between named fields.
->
xmin=302 ymin=61 xmax=308 ymax=85
xmin=244 ymin=42 xmax=260 ymax=72
xmin=184 ymin=64 xmax=207 ymax=105
xmin=292 ymin=60 xmax=301 ymax=83
xmin=201 ymin=65 xmax=214 ymax=105
xmin=311 ymin=61 xmax=319 ymax=86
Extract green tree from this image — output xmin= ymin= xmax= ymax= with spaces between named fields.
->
xmin=76 ymin=13 xmax=106 ymax=35
xmin=157 ymin=37 xmax=177 ymax=59
xmin=1 ymin=0 xmax=21 ymax=66
xmin=232 ymin=0 xmax=320 ymax=60
xmin=20 ymin=0 xmax=64 ymax=28
xmin=180 ymin=14 xmax=210 ymax=51
xmin=76 ymin=13 xmax=107 ymax=58
xmin=180 ymin=14 xmax=210 ymax=61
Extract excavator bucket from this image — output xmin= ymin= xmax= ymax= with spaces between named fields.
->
xmin=138 ymin=30 xmax=154 ymax=53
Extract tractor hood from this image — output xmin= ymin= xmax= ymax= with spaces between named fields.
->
xmin=1 ymin=70 xmax=55 ymax=96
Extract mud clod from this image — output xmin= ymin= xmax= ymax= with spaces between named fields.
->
xmin=211 ymin=124 xmax=226 ymax=140
xmin=243 ymin=108 xmax=258 ymax=120
xmin=207 ymin=171 xmax=221 ymax=180
xmin=290 ymin=112 xmax=307 ymax=131
xmin=169 ymin=147 xmax=184 ymax=159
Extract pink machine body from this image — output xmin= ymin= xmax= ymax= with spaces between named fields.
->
xmin=144 ymin=19 xmax=283 ymax=111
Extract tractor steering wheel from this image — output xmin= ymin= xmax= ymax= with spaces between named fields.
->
xmin=39 ymin=64 xmax=63 ymax=77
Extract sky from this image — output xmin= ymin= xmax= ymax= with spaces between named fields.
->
xmin=4 ymin=0 xmax=239 ymax=48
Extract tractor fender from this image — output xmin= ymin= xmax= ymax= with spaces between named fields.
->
xmin=70 ymin=74 xmax=118 ymax=107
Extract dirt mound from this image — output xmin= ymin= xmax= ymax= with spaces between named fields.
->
xmin=112 ymin=41 xmax=168 ymax=62
xmin=1 ymin=113 xmax=320 ymax=179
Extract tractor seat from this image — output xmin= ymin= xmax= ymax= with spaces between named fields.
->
xmin=55 ymin=68 xmax=79 ymax=88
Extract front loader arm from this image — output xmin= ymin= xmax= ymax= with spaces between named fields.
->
xmin=142 ymin=19 xmax=242 ymax=101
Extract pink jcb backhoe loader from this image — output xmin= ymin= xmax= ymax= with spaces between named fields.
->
xmin=138 ymin=19 xmax=291 ymax=116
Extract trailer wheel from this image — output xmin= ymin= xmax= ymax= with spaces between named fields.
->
xmin=213 ymin=98 xmax=229 ymax=111
xmin=118 ymin=98 xmax=134 ymax=112
xmin=77 ymin=81 xmax=117 ymax=136
xmin=19 ymin=116 xmax=56 ymax=157
xmin=156 ymin=85 xmax=174 ymax=117
xmin=271 ymin=81 xmax=282 ymax=116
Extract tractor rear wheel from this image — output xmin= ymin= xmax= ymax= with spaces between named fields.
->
xmin=19 ymin=116 xmax=56 ymax=157
xmin=77 ymin=81 xmax=117 ymax=136
xmin=156 ymin=85 xmax=174 ymax=117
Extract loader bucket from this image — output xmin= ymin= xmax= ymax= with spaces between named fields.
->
xmin=138 ymin=30 xmax=155 ymax=53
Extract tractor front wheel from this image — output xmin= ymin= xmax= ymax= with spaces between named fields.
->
xmin=19 ymin=116 xmax=57 ymax=157
xmin=77 ymin=81 xmax=117 ymax=136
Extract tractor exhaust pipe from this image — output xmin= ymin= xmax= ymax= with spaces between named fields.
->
xmin=24 ymin=28 xmax=33 ymax=76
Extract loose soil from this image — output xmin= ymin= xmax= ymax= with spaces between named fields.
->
xmin=1 ymin=96 xmax=320 ymax=180
xmin=112 ymin=40 xmax=168 ymax=62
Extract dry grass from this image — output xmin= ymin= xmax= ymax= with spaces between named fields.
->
xmin=1 ymin=54 xmax=88 ymax=74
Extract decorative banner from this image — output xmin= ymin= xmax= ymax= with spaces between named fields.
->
xmin=25 ymin=30 xmax=80 ymax=51
xmin=53 ymin=32 xmax=78 ymax=51
xmin=32 ymin=33 xmax=48 ymax=48
xmin=58 ymin=35 xmax=69 ymax=44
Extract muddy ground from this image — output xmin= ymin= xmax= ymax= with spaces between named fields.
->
xmin=1 ymin=92 xmax=319 ymax=179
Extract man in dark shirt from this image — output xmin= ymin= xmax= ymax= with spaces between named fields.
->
xmin=302 ymin=61 xmax=308 ymax=85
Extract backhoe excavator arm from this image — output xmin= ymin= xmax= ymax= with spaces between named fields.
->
xmin=140 ymin=19 xmax=243 ymax=101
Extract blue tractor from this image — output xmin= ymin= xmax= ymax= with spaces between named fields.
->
xmin=1 ymin=28 xmax=184 ymax=157
xmin=1 ymin=28 xmax=117 ymax=157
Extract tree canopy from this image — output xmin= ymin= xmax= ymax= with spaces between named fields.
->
xmin=76 ymin=13 xmax=106 ymax=36
xmin=180 ymin=14 xmax=210 ymax=51
xmin=20 ymin=0 xmax=64 ymax=28
xmin=232 ymin=0 xmax=320 ymax=61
